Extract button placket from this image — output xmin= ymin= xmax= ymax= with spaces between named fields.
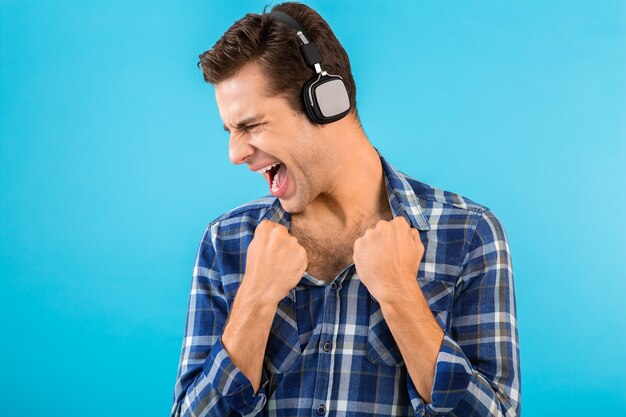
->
xmin=311 ymin=273 xmax=343 ymax=416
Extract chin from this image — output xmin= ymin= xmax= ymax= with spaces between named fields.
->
xmin=280 ymin=200 xmax=303 ymax=214
xmin=279 ymin=194 xmax=307 ymax=215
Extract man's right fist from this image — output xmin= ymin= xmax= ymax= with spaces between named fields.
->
xmin=242 ymin=219 xmax=308 ymax=305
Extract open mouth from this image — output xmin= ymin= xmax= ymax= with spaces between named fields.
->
xmin=268 ymin=163 xmax=281 ymax=186
xmin=267 ymin=162 xmax=288 ymax=196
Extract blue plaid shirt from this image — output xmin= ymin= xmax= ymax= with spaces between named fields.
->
xmin=170 ymin=149 xmax=521 ymax=416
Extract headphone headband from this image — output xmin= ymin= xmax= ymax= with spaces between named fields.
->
xmin=267 ymin=11 xmax=323 ymax=70
xmin=267 ymin=11 xmax=305 ymax=34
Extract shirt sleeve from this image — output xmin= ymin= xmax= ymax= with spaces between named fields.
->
xmin=406 ymin=209 xmax=521 ymax=416
xmin=170 ymin=223 xmax=269 ymax=417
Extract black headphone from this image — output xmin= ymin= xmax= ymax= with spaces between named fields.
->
xmin=267 ymin=11 xmax=351 ymax=124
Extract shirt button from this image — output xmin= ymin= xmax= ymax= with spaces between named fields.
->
xmin=330 ymin=282 xmax=337 ymax=290
xmin=317 ymin=403 xmax=326 ymax=415
xmin=323 ymin=341 xmax=332 ymax=352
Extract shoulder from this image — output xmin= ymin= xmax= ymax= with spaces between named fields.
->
xmin=194 ymin=194 xmax=276 ymax=267
xmin=203 ymin=194 xmax=276 ymax=234
xmin=399 ymin=170 xmax=509 ymax=248
xmin=400 ymin=170 xmax=489 ymax=215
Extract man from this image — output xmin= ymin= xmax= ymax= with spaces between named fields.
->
xmin=171 ymin=2 xmax=521 ymax=416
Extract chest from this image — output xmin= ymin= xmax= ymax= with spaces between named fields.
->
xmin=290 ymin=222 xmax=361 ymax=282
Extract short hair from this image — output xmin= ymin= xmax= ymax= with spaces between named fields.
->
xmin=197 ymin=1 xmax=359 ymax=123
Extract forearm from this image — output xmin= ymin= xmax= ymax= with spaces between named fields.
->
xmin=221 ymin=281 xmax=278 ymax=394
xmin=379 ymin=280 xmax=444 ymax=404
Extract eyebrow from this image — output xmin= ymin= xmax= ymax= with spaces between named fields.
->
xmin=223 ymin=115 xmax=263 ymax=132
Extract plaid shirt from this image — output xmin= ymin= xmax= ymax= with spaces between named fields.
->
xmin=170 ymin=148 xmax=521 ymax=417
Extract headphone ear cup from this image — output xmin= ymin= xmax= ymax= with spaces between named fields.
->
xmin=302 ymin=74 xmax=351 ymax=124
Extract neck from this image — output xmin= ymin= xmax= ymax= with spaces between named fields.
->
xmin=295 ymin=130 xmax=392 ymax=228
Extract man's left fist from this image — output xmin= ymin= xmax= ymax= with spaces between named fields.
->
xmin=353 ymin=216 xmax=425 ymax=304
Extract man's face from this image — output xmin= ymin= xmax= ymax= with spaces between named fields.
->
xmin=215 ymin=62 xmax=332 ymax=214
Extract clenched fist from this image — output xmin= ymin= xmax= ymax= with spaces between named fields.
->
xmin=353 ymin=216 xmax=425 ymax=304
xmin=242 ymin=219 xmax=308 ymax=305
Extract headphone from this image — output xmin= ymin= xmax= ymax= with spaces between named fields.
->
xmin=266 ymin=11 xmax=351 ymax=124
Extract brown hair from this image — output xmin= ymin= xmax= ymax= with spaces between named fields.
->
xmin=197 ymin=1 xmax=359 ymax=123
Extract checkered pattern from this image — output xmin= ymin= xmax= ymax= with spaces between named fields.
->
xmin=170 ymin=148 xmax=521 ymax=416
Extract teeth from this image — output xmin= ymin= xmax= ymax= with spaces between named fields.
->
xmin=271 ymin=174 xmax=279 ymax=192
xmin=255 ymin=162 xmax=280 ymax=174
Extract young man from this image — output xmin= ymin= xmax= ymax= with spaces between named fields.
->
xmin=171 ymin=2 xmax=520 ymax=416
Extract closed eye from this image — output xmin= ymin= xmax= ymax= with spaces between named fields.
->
xmin=224 ymin=123 xmax=264 ymax=135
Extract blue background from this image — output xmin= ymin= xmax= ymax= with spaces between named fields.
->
xmin=1 ymin=1 xmax=624 ymax=415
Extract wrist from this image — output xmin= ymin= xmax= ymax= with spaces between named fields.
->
xmin=237 ymin=278 xmax=281 ymax=309
xmin=376 ymin=278 xmax=423 ymax=307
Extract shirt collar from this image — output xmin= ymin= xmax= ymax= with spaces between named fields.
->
xmin=260 ymin=147 xmax=431 ymax=231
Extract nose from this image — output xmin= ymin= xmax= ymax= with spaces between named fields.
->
xmin=228 ymin=133 xmax=255 ymax=165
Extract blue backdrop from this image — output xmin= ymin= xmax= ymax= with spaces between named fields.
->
xmin=1 ymin=1 xmax=624 ymax=415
